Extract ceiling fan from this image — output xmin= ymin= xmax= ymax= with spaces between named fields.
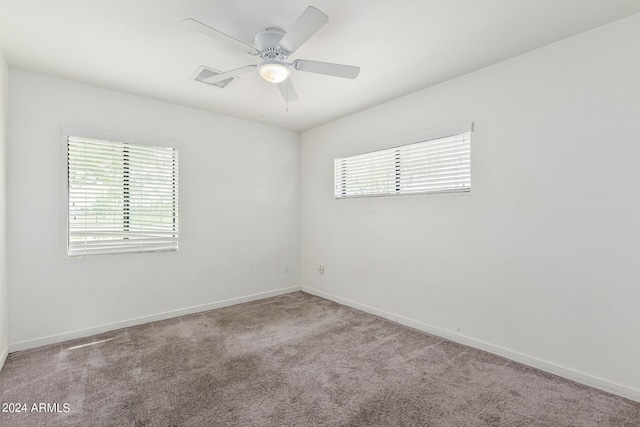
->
xmin=182 ymin=6 xmax=360 ymax=102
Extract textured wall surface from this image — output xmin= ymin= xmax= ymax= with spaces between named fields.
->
xmin=301 ymin=13 xmax=640 ymax=399
xmin=7 ymin=70 xmax=300 ymax=349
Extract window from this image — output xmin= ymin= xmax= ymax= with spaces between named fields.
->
xmin=334 ymin=130 xmax=471 ymax=198
xmin=67 ymin=134 xmax=179 ymax=256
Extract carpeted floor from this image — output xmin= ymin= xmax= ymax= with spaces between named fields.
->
xmin=0 ymin=292 xmax=638 ymax=426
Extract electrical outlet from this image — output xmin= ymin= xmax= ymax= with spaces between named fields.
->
xmin=318 ymin=264 xmax=325 ymax=274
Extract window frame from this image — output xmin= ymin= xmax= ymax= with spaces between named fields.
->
xmin=62 ymin=127 xmax=181 ymax=257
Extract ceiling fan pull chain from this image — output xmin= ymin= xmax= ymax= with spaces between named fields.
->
xmin=261 ymin=81 xmax=264 ymax=119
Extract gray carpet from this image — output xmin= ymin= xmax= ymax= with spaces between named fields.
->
xmin=0 ymin=292 xmax=638 ymax=426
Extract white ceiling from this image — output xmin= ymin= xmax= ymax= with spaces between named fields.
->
xmin=1 ymin=0 xmax=639 ymax=132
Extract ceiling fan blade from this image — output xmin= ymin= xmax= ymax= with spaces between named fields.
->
xmin=182 ymin=18 xmax=256 ymax=54
xmin=277 ymin=80 xmax=299 ymax=102
xmin=200 ymin=65 xmax=257 ymax=84
xmin=279 ymin=6 xmax=329 ymax=54
xmin=294 ymin=60 xmax=360 ymax=79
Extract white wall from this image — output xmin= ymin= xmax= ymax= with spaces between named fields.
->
xmin=301 ymin=13 xmax=640 ymax=400
xmin=0 ymin=50 xmax=8 ymax=368
xmin=7 ymin=70 xmax=300 ymax=350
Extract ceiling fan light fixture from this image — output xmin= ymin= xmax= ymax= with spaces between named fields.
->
xmin=258 ymin=61 xmax=292 ymax=83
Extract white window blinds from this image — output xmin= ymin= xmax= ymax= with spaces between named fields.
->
xmin=67 ymin=135 xmax=179 ymax=256
xmin=334 ymin=131 xmax=471 ymax=198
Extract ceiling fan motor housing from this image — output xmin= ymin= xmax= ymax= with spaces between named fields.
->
xmin=255 ymin=28 xmax=291 ymax=83
xmin=255 ymin=28 xmax=287 ymax=54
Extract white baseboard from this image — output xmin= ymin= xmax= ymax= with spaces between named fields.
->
xmin=9 ymin=286 xmax=301 ymax=353
xmin=302 ymin=286 xmax=640 ymax=403
xmin=0 ymin=345 xmax=7 ymax=371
